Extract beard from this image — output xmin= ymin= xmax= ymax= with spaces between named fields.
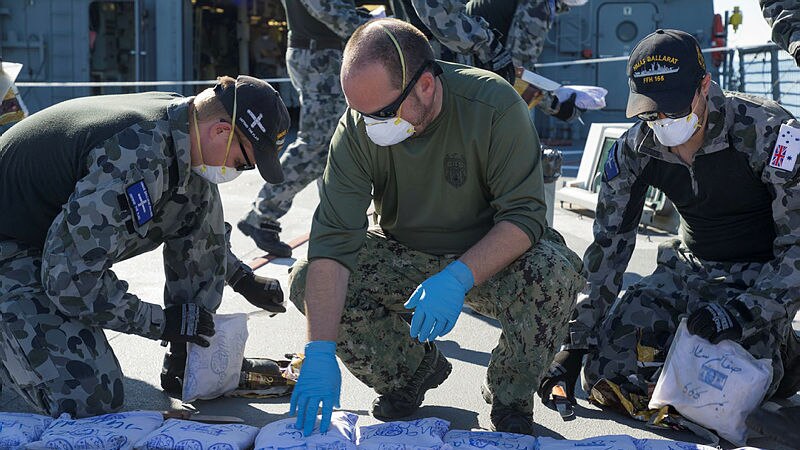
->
xmin=409 ymin=86 xmax=437 ymax=134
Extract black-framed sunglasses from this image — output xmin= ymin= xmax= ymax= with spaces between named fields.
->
xmin=636 ymin=80 xmax=703 ymax=122
xmin=234 ymin=137 xmax=255 ymax=172
xmin=636 ymin=106 xmax=693 ymax=122
xmin=361 ymin=60 xmax=442 ymax=120
xmin=220 ymin=119 xmax=256 ymax=172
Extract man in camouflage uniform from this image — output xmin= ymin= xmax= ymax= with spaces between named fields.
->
xmin=761 ymin=0 xmax=800 ymax=66
xmin=0 ymin=76 xmax=290 ymax=417
xmin=238 ymin=0 xmax=368 ymax=256
xmin=538 ymin=30 xmax=800 ymax=420
xmin=394 ymin=0 xmax=587 ymax=120
xmin=286 ymin=19 xmax=584 ymax=437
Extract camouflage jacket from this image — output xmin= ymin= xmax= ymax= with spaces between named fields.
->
xmin=40 ymin=96 xmax=227 ymax=340
xmin=569 ymin=82 xmax=800 ymax=348
xmin=761 ymin=0 xmax=800 ymax=57
xmin=409 ymin=0 xmax=566 ymax=66
xmin=298 ymin=0 xmax=369 ymax=40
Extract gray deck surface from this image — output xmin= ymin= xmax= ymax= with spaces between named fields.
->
xmin=2 ymin=171 xmax=797 ymax=449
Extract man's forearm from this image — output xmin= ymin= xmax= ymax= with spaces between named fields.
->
xmin=459 ymin=221 xmax=532 ymax=285
xmin=305 ymin=258 xmax=350 ymax=341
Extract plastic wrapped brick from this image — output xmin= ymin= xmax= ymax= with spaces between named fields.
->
xmin=444 ymin=430 xmax=536 ymax=449
xmin=254 ymin=411 xmax=358 ymax=450
xmin=134 ymin=418 xmax=259 ymax=450
xmin=356 ymin=417 xmax=450 ymax=449
xmin=0 ymin=412 xmax=53 ymax=449
xmin=27 ymin=411 xmax=163 ymax=450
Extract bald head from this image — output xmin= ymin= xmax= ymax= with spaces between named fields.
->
xmin=342 ymin=18 xmax=434 ymax=92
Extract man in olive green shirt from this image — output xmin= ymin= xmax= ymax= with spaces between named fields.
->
xmin=287 ymin=18 xmax=584 ymax=436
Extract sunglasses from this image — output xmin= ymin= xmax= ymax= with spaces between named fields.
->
xmin=220 ymin=119 xmax=256 ymax=172
xmin=636 ymin=82 xmax=703 ymax=122
xmin=361 ymin=61 xmax=442 ymax=120
xmin=234 ymin=137 xmax=255 ymax=172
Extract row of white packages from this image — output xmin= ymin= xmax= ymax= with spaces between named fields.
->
xmin=0 ymin=410 xmax=755 ymax=450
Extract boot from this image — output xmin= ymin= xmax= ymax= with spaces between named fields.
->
xmin=160 ymin=342 xmax=187 ymax=397
xmin=774 ymin=330 xmax=800 ymax=398
xmin=237 ymin=219 xmax=292 ymax=257
xmin=482 ymin=381 xmax=535 ymax=435
xmin=371 ymin=343 xmax=452 ymax=420
xmin=746 ymin=405 xmax=800 ymax=447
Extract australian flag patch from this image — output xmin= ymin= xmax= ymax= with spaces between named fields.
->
xmin=603 ymin=141 xmax=620 ymax=182
xmin=769 ymin=123 xmax=800 ymax=172
xmin=125 ymin=180 xmax=153 ymax=226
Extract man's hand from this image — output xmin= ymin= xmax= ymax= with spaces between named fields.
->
xmin=476 ymin=32 xmax=515 ymax=85
xmin=290 ymin=341 xmax=341 ymax=436
xmin=537 ymin=349 xmax=587 ymax=403
xmin=231 ymin=272 xmax=286 ymax=313
xmin=687 ymin=303 xmax=744 ymax=344
xmin=404 ymin=260 xmax=474 ymax=342
xmin=161 ymin=304 xmax=215 ymax=347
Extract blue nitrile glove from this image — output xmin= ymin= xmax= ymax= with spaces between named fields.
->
xmin=404 ymin=260 xmax=474 ymax=342
xmin=289 ymin=341 xmax=341 ymax=436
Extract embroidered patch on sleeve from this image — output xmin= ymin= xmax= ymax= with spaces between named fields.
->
xmin=125 ymin=180 xmax=153 ymax=226
xmin=603 ymin=141 xmax=620 ymax=182
xmin=769 ymin=123 xmax=800 ymax=172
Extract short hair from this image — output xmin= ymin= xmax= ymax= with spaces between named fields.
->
xmin=194 ymin=75 xmax=235 ymax=121
xmin=343 ymin=18 xmax=435 ymax=91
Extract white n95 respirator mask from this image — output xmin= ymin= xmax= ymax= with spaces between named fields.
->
xmin=192 ymin=165 xmax=242 ymax=184
xmin=649 ymin=113 xmax=700 ymax=147
xmin=363 ymin=116 xmax=415 ymax=146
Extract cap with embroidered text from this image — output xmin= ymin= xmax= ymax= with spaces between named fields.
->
xmin=214 ymin=75 xmax=290 ymax=183
xmin=625 ymin=29 xmax=707 ymax=118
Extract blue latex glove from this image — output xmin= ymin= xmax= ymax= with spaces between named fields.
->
xmin=404 ymin=260 xmax=474 ymax=342
xmin=289 ymin=341 xmax=341 ymax=436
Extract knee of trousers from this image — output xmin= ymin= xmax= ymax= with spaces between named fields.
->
xmin=288 ymin=258 xmax=310 ymax=315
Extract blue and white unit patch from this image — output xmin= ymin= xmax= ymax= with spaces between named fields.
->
xmin=603 ymin=141 xmax=620 ymax=182
xmin=125 ymin=180 xmax=153 ymax=226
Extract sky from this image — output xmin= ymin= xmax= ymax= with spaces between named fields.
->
xmin=713 ymin=0 xmax=773 ymax=48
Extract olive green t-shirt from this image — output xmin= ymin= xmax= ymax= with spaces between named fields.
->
xmin=309 ymin=61 xmax=546 ymax=271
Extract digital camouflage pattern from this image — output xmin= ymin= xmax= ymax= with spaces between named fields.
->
xmin=761 ymin=0 xmax=800 ymax=58
xmin=0 ymin=97 xmax=237 ymax=417
xmin=243 ymin=0 xmax=366 ymax=228
xmin=408 ymin=0 xmax=571 ymax=116
xmin=571 ymin=82 xmax=800 ymax=398
xmin=289 ymin=227 xmax=584 ymax=410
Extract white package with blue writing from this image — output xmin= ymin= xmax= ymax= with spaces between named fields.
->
xmin=0 ymin=412 xmax=53 ymax=449
xmin=631 ymin=438 xmax=718 ymax=450
xmin=183 ymin=313 xmax=249 ymax=402
xmin=134 ymin=418 xmax=259 ymax=450
xmin=444 ymin=430 xmax=536 ymax=450
xmin=538 ymin=435 xmax=637 ymax=450
xmin=26 ymin=411 xmax=163 ymax=450
xmin=253 ymin=411 xmax=358 ymax=449
xmin=356 ymin=417 xmax=450 ymax=449
xmin=649 ymin=319 xmax=773 ymax=445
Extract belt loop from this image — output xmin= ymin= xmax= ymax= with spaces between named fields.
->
xmin=309 ymin=39 xmax=317 ymax=51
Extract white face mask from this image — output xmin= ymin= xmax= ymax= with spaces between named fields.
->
xmin=191 ymin=164 xmax=242 ymax=184
xmin=561 ymin=0 xmax=588 ymax=5
xmin=648 ymin=113 xmax=700 ymax=147
xmin=363 ymin=115 xmax=415 ymax=146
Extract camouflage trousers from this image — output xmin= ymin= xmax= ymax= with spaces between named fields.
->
xmin=0 ymin=239 xmax=125 ymax=417
xmin=584 ymin=238 xmax=789 ymax=399
xmin=0 ymin=222 xmax=238 ymax=419
xmin=289 ymin=227 xmax=584 ymax=409
xmin=243 ymin=48 xmax=347 ymax=227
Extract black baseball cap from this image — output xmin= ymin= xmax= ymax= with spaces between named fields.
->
xmin=626 ymin=29 xmax=707 ymax=118
xmin=214 ymin=75 xmax=290 ymax=183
